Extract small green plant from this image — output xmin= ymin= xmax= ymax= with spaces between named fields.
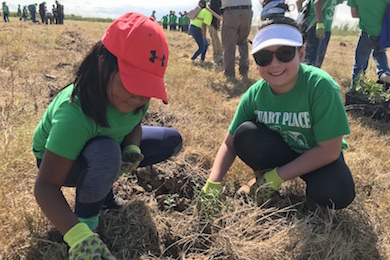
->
xmin=353 ymin=75 xmax=390 ymax=105
xmin=163 ymin=193 xmax=178 ymax=212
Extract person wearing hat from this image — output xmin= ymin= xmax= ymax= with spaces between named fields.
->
xmin=199 ymin=17 xmax=355 ymax=211
xmin=33 ymin=12 xmax=182 ymax=258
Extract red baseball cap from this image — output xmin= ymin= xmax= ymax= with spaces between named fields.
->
xmin=102 ymin=12 xmax=169 ymax=104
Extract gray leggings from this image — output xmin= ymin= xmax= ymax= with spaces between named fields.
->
xmin=233 ymin=121 xmax=355 ymax=209
xmin=36 ymin=126 xmax=183 ymax=219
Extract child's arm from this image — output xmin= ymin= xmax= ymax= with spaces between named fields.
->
xmin=277 ymin=136 xmax=343 ymax=181
xmin=208 ymin=133 xmax=237 ymax=182
xmin=350 ymin=7 xmax=358 ymax=18
xmin=121 ymin=123 xmax=142 ymax=148
xmin=34 ymin=150 xmax=79 ymax=235
xmin=313 ymin=0 xmax=324 ymax=24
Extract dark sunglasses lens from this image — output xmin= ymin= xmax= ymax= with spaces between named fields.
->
xmin=276 ymin=46 xmax=296 ymax=63
xmin=253 ymin=50 xmax=273 ymax=66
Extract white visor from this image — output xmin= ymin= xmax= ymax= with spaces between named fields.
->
xmin=251 ymin=24 xmax=303 ymax=55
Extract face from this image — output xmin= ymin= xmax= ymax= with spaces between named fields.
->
xmin=255 ymin=45 xmax=305 ymax=95
xmin=107 ymin=72 xmax=150 ymax=113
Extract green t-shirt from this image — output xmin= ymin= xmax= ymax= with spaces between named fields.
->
xmin=182 ymin=15 xmax=190 ymax=25
xmin=190 ymin=9 xmax=213 ymax=29
xmin=307 ymin=0 xmax=344 ymax=32
xmin=229 ymin=64 xmax=350 ymax=154
xmin=32 ymin=84 xmax=148 ymax=160
xmin=162 ymin=15 xmax=168 ymax=24
xmin=2 ymin=5 xmax=9 ymax=14
xmin=348 ymin=0 xmax=390 ymax=36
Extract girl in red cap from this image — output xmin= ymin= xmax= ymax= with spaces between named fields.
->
xmin=33 ymin=12 xmax=182 ymax=259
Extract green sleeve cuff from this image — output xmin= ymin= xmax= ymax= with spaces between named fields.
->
xmin=123 ymin=144 xmax=141 ymax=154
xmin=63 ymin=223 xmax=94 ymax=248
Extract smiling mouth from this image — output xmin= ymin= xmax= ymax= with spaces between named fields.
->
xmin=270 ymin=70 xmax=285 ymax=76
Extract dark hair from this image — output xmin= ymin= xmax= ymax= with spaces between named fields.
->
xmin=70 ymin=41 xmax=146 ymax=127
xmin=258 ymin=16 xmax=306 ymax=43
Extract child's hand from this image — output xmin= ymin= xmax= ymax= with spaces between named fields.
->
xmin=64 ymin=223 xmax=116 ymax=260
xmin=249 ymin=168 xmax=284 ymax=205
xmin=197 ymin=180 xmax=222 ymax=217
xmin=315 ymin=23 xmax=325 ymax=39
xmin=121 ymin=145 xmax=144 ymax=172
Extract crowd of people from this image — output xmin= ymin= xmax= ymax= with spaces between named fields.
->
xmin=15 ymin=0 xmax=389 ymax=258
xmin=1 ymin=1 xmax=64 ymax=24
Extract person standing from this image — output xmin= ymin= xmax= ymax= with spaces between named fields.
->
xmin=151 ymin=10 xmax=156 ymax=19
xmin=39 ymin=1 xmax=46 ymax=24
xmin=298 ymin=0 xmax=345 ymax=68
xmin=17 ymin=4 xmax=23 ymax=21
xmin=22 ymin=5 xmax=28 ymax=21
xmin=220 ymin=0 xmax=253 ymax=79
xmin=28 ymin=3 xmax=37 ymax=23
xmin=188 ymin=5 xmax=213 ymax=63
xmin=209 ymin=0 xmax=223 ymax=63
xmin=182 ymin=11 xmax=190 ymax=33
xmin=2 ymin=1 xmax=10 ymax=23
xmin=161 ymin=13 xmax=168 ymax=30
xmin=348 ymin=0 xmax=390 ymax=89
xmin=33 ymin=12 xmax=182 ymax=258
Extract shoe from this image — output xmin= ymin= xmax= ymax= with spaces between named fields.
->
xmin=379 ymin=72 xmax=390 ymax=84
xmin=102 ymin=189 xmax=128 ymax=210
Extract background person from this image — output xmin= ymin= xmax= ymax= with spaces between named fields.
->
xmin=2 ymin=1 xmax=10 ymax=23
xmin=199 ymin=17 xmax=355 ymax=211
xmin=188 ymin=4 xmax=213 ymax=63
xmin=220 ymin=0 xmax=253 ymax=79
xmin=348 ymin=0 xmax=390 ymax=89
xmin=33 ymin=12 xmax=182 ymax=258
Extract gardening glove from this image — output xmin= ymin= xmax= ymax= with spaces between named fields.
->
xmin=197 ymin=180 xmax=222 ymax=217
xmin=315 ymin=23 xmax=325 ymax=39
xmin=249 ymin=168 xmax=284 ymax=206
xmin=64 ymin=223 xmax=116 ymax=260
xmin=198 ymin=0 xmax=207 ymax=8
xmin=121 ymin=144 xmax=144 ymax=173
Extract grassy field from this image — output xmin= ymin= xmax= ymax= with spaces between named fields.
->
xmin=0 ymin=17 xmax=390 ymax=259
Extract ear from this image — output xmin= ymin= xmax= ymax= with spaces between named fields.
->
xmin=298 ymin=45 xmax=306 ymax=62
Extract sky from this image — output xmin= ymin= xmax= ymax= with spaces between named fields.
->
xmin=8 ymin=0 xmax=358 ymax=27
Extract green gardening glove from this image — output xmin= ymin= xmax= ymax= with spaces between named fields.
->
xmin=249 ymin=168 xmax=284 ymax=206
xmin=316 ymin=23 xmax=325 ymax=39
xmin=121 ymin=145 xmax=144 ymax=173
xmin=64 ymin=223 xmax=116 ymax=260
xmin=197 ymin=180 xmax=222 ymax=217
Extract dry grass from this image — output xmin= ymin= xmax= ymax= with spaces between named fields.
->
xmin=0 ymin=17 xmax=390 ymax=259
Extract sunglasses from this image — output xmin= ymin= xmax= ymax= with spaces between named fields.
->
xmin=253 ymin=46 xmax=297 ymax=67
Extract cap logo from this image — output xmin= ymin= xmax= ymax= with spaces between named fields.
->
xmin=149 ymin=50 xmax=165 ymax=67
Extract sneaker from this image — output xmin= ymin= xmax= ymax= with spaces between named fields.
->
xmin=379 ymin=72 xmax=390 ymax=84
xmin=102 ymin=189 xmax=128 ymax=210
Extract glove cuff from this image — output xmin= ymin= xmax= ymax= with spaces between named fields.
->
xmin=123 ymin=144 xmax=141 ymax=154
xmin=64 ymin=223 xmax=94 ymax=248
xmin=202 ymin=179 xmax=222 ymax=194
xmin=264 ymin=168 xmax=284 ymax=190
xmin=316 ymin=23 xmax=324 ymax=29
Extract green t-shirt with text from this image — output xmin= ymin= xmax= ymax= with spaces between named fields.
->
xmin=229 ymin=64 xmax=350 ymax=153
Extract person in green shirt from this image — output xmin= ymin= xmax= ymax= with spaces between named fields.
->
xmin=297 ymin=0 xmax=345 ymax=68
xmin=151 ymin=10 xmax=156 ymax=19
xmin=199 ymin=17 xmax=355 ymax=211
xmin=17 ymin=4 xmax=22 ymax=20
xmin=348 ymin=0 xmax=390 ymax=89
xmin=182 ymin=11 xmax=190 ymax=32
xmin=2 ymin=1 xmax=9 ymax=22
xmin=33 ymin=13 xmax=182 ymax=259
